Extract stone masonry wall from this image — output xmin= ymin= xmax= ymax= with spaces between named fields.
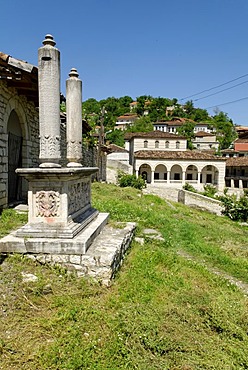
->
xmin=0 ymin=81 xmax=39 ymax=207
xmin=178 ymin=189 xmax=223 ymax=216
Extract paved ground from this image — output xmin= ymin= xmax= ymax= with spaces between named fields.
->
xmin=143 ymin=184 xmax=180 ymax=203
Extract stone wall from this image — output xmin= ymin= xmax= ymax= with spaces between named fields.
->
xmin=0 ymin=81 xmax=39 ymax=207
xmin=24 ymin=222 xmax=136 ymax=286
xmin=178 ymin=189 xmax=223 ymax=216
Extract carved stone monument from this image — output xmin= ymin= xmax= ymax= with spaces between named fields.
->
xmin=2 ymin=34 xmax=108 ymax=250
xmin=0 ymin=35 xmax=135 ymax=283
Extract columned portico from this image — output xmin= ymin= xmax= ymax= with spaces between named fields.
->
xmin=135 ymin=156 xmax=226 ymax=191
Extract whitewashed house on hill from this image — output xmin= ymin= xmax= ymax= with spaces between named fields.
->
xmin=124 ymin=131 xmax=226 ymax=191
xmin=192 ymin=131 xmax=219 ymax=151
xmin=153 ymin=119 xmax=212 ymax=134
xmin=115 ymin=113 xmax=138 ymax=131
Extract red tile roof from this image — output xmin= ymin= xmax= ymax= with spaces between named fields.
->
xmin=117 ymin=114 xmax=138 ymax=120
xmin=226 ymin=157 xmax=248 ymax=166
xmin=134 ymin=150 xmax=225 ymax=161
xmin=124 ymin=131 xmax=186 ymax=140
xmin=194 ymin=131 xmax=215 ymax=137
xmin=107 ymin=144 xmax=128 ymax=153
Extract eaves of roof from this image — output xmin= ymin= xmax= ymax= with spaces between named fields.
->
xmin=134 ymin=150 xmax=226 ymax=161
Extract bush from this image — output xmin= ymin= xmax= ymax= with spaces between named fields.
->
xmin=117 ymin=171 xmax=146 ymax=190
xmin=220 ymin=193 xmax=248 ymax=222
xmin=202 ymin=184 xmax=217 ymax=198
xmin=183 ymin=183 xmax=198 ymax=193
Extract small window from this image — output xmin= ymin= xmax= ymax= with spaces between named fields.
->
xmin=165 ymin=141 xmax=169 ymax=148
xmin=176 ymin=141 xmax=180 ymax=149
xmin=155 ymin=140 xmax=159 ymax=148
xmin=144 ymin=140 xmax=148 ymax=148
xmin=154 ymin=173 xmax=159 ymax=180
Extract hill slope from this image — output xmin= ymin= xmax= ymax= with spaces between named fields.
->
xmin=0 ymin=183 xmax=248 ymax=369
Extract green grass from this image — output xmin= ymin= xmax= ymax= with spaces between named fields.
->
xmin=0 ymin=183 xmax=248 ymax=369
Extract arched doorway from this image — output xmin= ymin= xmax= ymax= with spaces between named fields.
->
xmin=201 ymin=165 xmax=219 ymax=185
xmin=139 ymin=164 xmax=152 ymax=183
xmin=170 ymin=164 xmax=182 ymax=182
xmin=185 ymin=165 xmax=198 ymax=183
xmin=7 ymin=110 xmax=23 ymax=204
xmin=154 ymin=164 xmax=167 ymax=181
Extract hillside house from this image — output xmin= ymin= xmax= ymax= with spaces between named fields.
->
xmin=115 ymin=113 xmax=138 ymax=131
xmin=124 ymin=131 xmax=226 ymax=191
xmin=153 ymin=119 xmax=212 ymax=134
xmin=225 ymin=156 xmax=248 ymax=189
xmin=233 ymin=132 xmax=248 ymax=154
xmin=192 ymin=131 xmax=219 ymax=151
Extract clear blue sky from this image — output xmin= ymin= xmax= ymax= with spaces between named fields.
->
xmin=2 ymin=0 xmax=248 ymax=126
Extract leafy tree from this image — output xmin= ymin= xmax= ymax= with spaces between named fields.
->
xmin=148 ymin=97 xmax=173 ymax=121
xmin=171 ymin=104 xmax=186 ymax=118
xmin=82 ymin=98 xmax=101 ymax=116
xmin=118 ymin=96 xmax=133 ymax=113
xmin=211 ymin=111 xmax=237 ymax=149
xmin=177 ymin=121 xmax=195 ymax=149
xmin=60 ymin=102 xmax=66 ymax=112
xmin=183 ymin=100 xmax=194 ymax=115
xmin=126 ymin=116 xmax=153 ymax=133
xmin=136 ymin=95 xmax=152 ymax=116
xmin=192 ymin=108 xmax=209 ymax=122
xmin=106 ymin=129 xmax=125 ymax=147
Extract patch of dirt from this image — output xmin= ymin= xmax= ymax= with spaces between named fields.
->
xmin=177 ymin=250 xmax=248 ymax=296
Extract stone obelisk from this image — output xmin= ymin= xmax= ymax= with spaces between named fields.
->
xmin=66 ymin=68 xmax=83 ymax=167
xmin=38 ymin=34 xmax=61 ymax=167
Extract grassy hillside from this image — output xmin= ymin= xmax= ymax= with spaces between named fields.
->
xmin=0 ymin=183 xmax=248 ymax=370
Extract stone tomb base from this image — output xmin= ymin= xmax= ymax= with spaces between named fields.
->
xmin=0 ymin=167 xmax=136 ymax=283
xmin=14 ymin=167 xmax=100 ymax=239
xmin=0 ymin=221 xmax=136 ymax=285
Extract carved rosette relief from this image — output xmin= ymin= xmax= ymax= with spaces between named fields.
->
xmin=40 ymin=135 xmax=60 ymax=158
xmin=36 ymin=191 xmax=60 ymax=217
xmin=68 ymin=181 xmax=90 ymax=214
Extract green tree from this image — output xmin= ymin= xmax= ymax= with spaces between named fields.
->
xmin=183 ymin=100 xmax=194 ymax=115
xmin=136 ymin=95 xmax=152 ymax=116
xmin=148 ymin=97 xmax=173 ymax=121
xmin=192 ymin=108 xmax=209 ymax=122
xmin=177 ymin=121 xmax=195 ymax=149
xmin=126 ymin=116 xmax=153 ymax=133
xmin=82 ymin=98 xmax=101 ymax=116
xmin=212 ymin=111 xmax=237 ymax=149
xmin=106 ymin=129 xmax=125 ymax=147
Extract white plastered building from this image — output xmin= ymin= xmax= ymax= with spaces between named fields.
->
xmin=125 ymin=131 xmax=226 ymax=191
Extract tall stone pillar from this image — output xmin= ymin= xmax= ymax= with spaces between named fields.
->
xmin=66 ymin=68 xmax=83 ymax=167
xmin=38 ymin=34 xmax=61 ymax=167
